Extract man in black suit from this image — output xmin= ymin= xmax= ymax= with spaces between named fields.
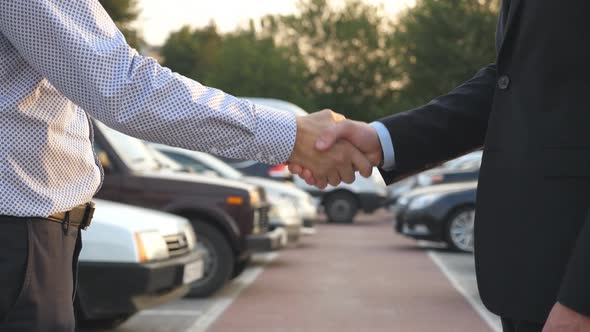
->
xmin=291 ymin=1 xmax=590 ymax=331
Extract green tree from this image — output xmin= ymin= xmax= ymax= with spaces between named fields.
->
xmin=161 ymin=24 xmax=222 ymax=81
xmin=392 ymin=0 xmax=499 ymax=111
xmin=161 ymin=23 xmax=312 ymax=109
xmin=99 ymin=0 xmax=144 ymax=49
xmin=269 ymin=0 xmax=399 ymax=121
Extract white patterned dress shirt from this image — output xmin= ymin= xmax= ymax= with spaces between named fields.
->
xmin=0 ymin=1 xmax=296 ymax=217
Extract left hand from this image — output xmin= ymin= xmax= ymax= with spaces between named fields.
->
xmin=543 ymin=303 xmax=590 ymax=332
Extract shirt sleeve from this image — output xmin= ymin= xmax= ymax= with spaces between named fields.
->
xmin=0 ymin=0 xmax=296 ymax=165
xmin=370 ymin=121 xmax=396 ymax=171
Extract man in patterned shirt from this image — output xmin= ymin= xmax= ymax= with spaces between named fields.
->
xmin=0 ymin=1 xmax=378 ymax=330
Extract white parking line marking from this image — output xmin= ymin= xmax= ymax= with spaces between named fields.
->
xmin=427 ymin=251 xmax=502 ymax=332
xmin=138 ymin=310 xmax=203 ymax=317
xmin=185 ymin=252 xmax=279 ymax=332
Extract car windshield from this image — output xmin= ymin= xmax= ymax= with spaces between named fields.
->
xmin=148 ymin=147 xmax=186 ymax=172
xmin=94 ymin=121 xmax=161 ymax=172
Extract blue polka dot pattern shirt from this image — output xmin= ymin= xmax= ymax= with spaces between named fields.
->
xmin=0 ymin=1 xmax=297 ymax=217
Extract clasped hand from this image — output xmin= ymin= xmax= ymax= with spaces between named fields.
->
xmin=287 ymin=110 xmax=383 ymax=189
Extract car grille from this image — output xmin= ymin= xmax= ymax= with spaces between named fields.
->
xmin=164 ymin=233 xmax=191 ymax=258
xmin=256 ymin=206 xmax=270 ymax=233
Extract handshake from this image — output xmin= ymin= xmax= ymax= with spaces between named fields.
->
xmin=287 ymin=110 xmax=384 ymax=189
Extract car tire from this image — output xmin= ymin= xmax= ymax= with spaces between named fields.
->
xmin=445 ymin=206 xmax=476 ymax=253
xmin=231 ymin=256 xmax=251 ymax=280
xmin=186 ymin=221 xmax=234 ymax=297
xmin=324 ymin=191 xmax=358 ymax=224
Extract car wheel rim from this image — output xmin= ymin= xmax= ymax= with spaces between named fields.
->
xmin=194 ymin=237 xmax=218 ymax=285
xmin=449 ymin=210 xmax=475 ymax=252
xmin=329 ymin=199 xmax=351 ymax=221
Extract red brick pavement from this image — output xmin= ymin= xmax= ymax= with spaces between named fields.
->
xmin=209 ymin=213 xmax=492 ymax=332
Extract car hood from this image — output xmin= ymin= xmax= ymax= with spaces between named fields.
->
xmin=404 ymin=181 xmax=478 ymax=198
xmin=92 ymin=199 xmax=190 ymax=236
xmin=243 ymin=176 xmax=309 ymax=198
xmin=140 ymin=169 xmax=255 ymax=192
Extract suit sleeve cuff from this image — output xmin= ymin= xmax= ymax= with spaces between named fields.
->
xmin=370 ymin=121 xmax=395 ymax=171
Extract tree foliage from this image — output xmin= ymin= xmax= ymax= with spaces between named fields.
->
xmin=99 ymin=0 xmax=144 ymax=49
xmin=267 ymin=0 xmax=399 ymax=121
xmin=392 ymin=0 xmax=498 ymax=111
xmin=161 ymin=23 xmax=313 ymax=109
xmin=158 ymin=0 xmax=499 ymax=120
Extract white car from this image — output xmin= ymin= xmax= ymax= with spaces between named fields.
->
xmin=149 ymin=144 xmax=318 ymax=242
xmin=245 ymin=97 xmax=390 ymax=223
xmin=76 ymin=199 xmax=204 ymax=329
xmin=293 ymin=169 xmax=389 ymax=223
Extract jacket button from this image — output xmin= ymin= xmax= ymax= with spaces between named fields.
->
xmin=498 ymin=75 xmax=510 ymax=90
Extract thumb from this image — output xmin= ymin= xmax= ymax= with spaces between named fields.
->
xmin=315 ymin=122 xmax=352 ymax=152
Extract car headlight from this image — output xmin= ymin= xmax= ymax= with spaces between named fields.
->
xmin=249 ymin=189 xmax=260 ymax=205
xmin=135 ymin=231 xmax=169 ymax=263
xmin=184 ymin=225 xmax=197 ymax=250
xmin=408 ymin=194 xmax=441 ymax=210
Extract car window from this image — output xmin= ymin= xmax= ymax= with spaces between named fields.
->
xmin=94 ymin=121 xmax=161 ymax=172
xmin=165 ymin=152 xmax=214 ymax=174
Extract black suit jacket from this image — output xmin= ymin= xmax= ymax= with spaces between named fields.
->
xmin=379 ymin=0 xmax=590 ymax=322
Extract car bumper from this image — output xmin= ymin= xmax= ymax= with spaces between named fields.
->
xmin=393 ymin=207 xmax=445 ymax=241
xmin=270 ymin=216 xmax=303 ymax=244
xmin=247 ymin=228 xmax=287 ymax=252
xmin=77 ymin=250 xmax=204 ymax=320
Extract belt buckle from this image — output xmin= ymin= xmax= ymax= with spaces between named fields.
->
xmin=81 ymin=201 xmax=95 ymax=230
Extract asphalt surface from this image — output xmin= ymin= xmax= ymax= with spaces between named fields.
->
xmin=83 ymin=211 xmax=501 ymax=332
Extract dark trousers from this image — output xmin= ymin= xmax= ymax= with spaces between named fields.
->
xmin=0 ymin=217 xmax=82 ymax=332
xmin=502 ymin=317 xmax=545 ymax=332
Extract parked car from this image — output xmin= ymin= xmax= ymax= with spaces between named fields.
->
xmin=76 ymin=199 xmax=203 ymax=328
xmin=393 ymin=181 xmax=477 ymax=253
xmin=294 ymin=170 xmax=389 ymax=224
xmin=149 ymin=144 xmax=318 ymax=230
xmin=416 ymin=152 xmax=482 ymax=187
xmin=91 ymin=120 xmax=284 ymax=297
xmin=388 ymin=151 xmax=482 ymax=203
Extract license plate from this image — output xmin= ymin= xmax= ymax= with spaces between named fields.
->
xmin=183 ymin=260 xmax=203 ymax=284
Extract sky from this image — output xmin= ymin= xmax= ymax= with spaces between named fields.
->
xmin=138 ymin=0 xmax=415 ymax=46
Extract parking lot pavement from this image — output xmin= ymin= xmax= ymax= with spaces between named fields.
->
xmin=424 ymin=246 xmax=502 ymax=332
xmin=84 ymin=211 xmax=499 ymax=332
xmin=207 ymin=212 xmax=494 ymax=332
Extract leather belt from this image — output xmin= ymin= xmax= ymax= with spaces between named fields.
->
xmin=47 ymin=201 xmax=95 ymax=230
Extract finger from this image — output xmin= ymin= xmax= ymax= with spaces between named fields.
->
xmin=288 ymin=163 xmax=303 ymax=175
xmin=327 ymin=172 xmax=341 ymax=187
xmin=315 ymin=121 xmax=354 ymax=152
xmin=316 ymin=179 xmax=329 ymax=190
xmin=338 ymin=164 xmax=356 ymax=184
xmin=350 ymin=148 xmax=373 ymax=178
xmin=301 ymin=169 xmax=316 ymax=185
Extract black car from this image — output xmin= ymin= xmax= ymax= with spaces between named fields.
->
xmin=393 ymin=181 xmax=477 ymax=252
xmin=91 ymin=121 xmax=283 ymax=297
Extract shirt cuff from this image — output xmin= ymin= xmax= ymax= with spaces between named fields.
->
xmin=252 ymin=105 xmax=297 ymax=165
xmin=370 ymin=121 xmax=395 ymax=171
